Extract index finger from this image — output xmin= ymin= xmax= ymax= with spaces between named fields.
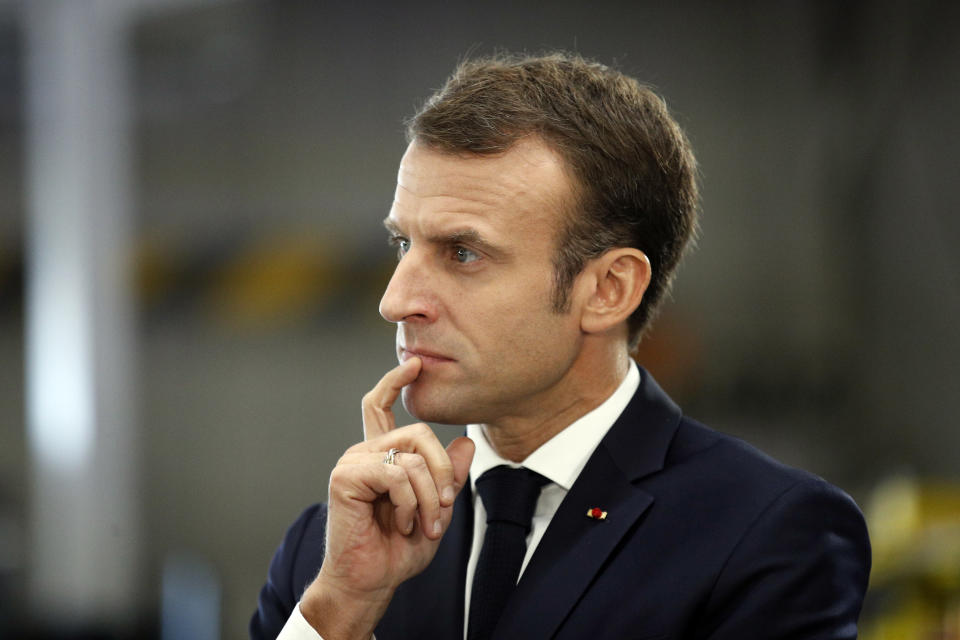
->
xmin=361 ymin=357 xmax=422 ymax=439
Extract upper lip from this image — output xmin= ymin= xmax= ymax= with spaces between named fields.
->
xmin=401 ymin=346 xmax=455 ymax=361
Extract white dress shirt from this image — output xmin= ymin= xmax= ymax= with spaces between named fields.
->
xmin=278 ymin=362 xmax=640 ymax=640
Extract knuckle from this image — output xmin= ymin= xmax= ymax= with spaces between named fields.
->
xmin=397 ymin=488 xmax=417 ymax=507
xmin=385 ymin=463 xmax=407 ymax=482
xmin=436 ymin=461 xmax=455 ymax=480
xmin=423 ymin=493 xmax=441 ymax=512
xmin=395 ymin=422 xmax=418 ymax=435
xmin=414 ymin=422 xmax=433 ymax=438
xmin=380 ymin=460 xmax=397 ymax=476
xmin=406 ymin=452 xmax=428 ymax=470
xmin=329 ymin=465 xmax=349 ymax=485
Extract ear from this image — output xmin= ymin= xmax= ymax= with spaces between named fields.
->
xmin=579 ymin=248 xmax=651 ymax=336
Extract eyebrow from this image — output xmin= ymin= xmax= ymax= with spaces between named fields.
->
xmin=382 ymin=218 xmax=403 ymax=236
xmin=382 ymin=218 xmax=510 ymax=259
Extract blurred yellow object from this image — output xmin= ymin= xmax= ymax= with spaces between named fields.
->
xmin=207 ymin=232 xmax=340 ymax=330
xmin=860 ymin=476 xmax=960 ymax=640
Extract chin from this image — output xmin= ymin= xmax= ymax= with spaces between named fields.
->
xmin=402 ymin=384 xmax=472 ymax=426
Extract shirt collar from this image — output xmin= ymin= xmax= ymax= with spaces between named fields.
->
xmin=467 ymin=361 xmax=640 ymax=492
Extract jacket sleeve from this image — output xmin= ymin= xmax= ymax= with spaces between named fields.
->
xmin=250 ymin=504 xmax=328 ymax=640
xmin=696 ymin=479 xmax=871 ymax=639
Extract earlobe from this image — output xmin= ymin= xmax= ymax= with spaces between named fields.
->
xmin=580 ymin=249 xmax=651 ymax=336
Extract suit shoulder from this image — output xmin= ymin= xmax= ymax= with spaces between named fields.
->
xmin=697 ymin=458 xmax=872 ymax=637
xmin=670 ymin=417 xmax=825 ymax=485
xmin=658 ymin=416 xmax=865 ymax=525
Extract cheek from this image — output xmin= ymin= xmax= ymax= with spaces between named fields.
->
xmin=476 ymin=292 xmax=576 ymax=359
xmin=453 ymin=264 xmax=568 ymax=354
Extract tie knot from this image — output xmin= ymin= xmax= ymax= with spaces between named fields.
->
xmin=475 ymin=466 xmax=549 ymax=530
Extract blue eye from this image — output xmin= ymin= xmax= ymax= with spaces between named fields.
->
xmin=390 ymin=237 xmax=410 ymax=259
xmin=455 ymin=247 xmax=479 ymax=263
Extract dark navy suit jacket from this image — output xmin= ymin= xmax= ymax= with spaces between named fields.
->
xmin=251 ymin=369 xmax=871 ymax=639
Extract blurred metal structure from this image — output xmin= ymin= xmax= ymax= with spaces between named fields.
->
xmin=23 ymin=0 xmax=139 ymax=632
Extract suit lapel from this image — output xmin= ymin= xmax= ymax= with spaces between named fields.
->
xmin=492 ymin=368 xmax=682 ymax=639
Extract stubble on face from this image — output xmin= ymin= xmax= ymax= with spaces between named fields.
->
xmin=381 ymin=139 xmax=588 ymax=431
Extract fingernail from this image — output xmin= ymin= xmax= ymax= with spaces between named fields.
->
xmin=433 ymin=519 xmax=442 ymax=536
xmin=442 ymin=486 xmax=455 ymax=504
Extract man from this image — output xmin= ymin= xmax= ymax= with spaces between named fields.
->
xmin=251 ymin=53 xmax=871 ymax=639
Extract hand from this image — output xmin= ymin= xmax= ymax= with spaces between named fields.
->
xmin=300 ymin=358 xmax=475 ymax=639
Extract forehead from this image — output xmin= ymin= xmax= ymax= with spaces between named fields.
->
xmin=390 ymin=138 xmax=573 ymax=236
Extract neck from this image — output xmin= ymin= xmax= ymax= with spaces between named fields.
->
xmin=482 ymin=343 xmax=631 ymax=462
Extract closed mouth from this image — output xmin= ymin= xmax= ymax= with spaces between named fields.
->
xmin=400 ymin=347 xmax=455 ymax=363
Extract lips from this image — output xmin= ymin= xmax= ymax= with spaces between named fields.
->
xmin=399 ymin=346 xmax=455 ymax=364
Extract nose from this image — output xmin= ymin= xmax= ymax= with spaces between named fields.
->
xmin=379 ymin=251 xmax=435 ymax=324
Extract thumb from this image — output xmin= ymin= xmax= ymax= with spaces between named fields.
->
xmin=446 ymin=436 xmax=475 ymax=495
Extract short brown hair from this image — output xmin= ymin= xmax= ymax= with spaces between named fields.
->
xmin=407 ymin=52 xmax=699 ymax=347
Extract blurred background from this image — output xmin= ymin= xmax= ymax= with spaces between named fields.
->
xmin=0 ymin=0 xmax=958 ymax=638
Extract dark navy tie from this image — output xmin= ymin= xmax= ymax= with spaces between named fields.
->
xmin=467 ymin=465 xmax=550 ymax=640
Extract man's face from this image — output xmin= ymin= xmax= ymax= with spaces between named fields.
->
xmin=379 ymin=139 xmax=587 ymax=426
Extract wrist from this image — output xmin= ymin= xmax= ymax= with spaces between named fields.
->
xmin=300 ymin=575 xmax=394 ymax=640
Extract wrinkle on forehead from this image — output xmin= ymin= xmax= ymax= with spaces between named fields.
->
xmin=394 ymin=138 xmax=573 ymax=228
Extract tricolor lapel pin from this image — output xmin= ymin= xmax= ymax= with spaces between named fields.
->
xmin=586 ymin=507 xmax=608 ymax=521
